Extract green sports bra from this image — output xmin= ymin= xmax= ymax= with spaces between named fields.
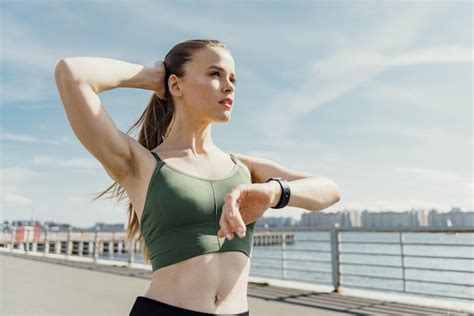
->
xmin=140 ymin=151 xmax=257 ymax=272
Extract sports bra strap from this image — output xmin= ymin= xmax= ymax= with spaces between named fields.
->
xmin=229 ymin=153 xmax=241 ymax=166
xmin=150 ymin=151 xmax=162 ymax=162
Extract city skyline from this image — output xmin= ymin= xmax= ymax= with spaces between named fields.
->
xmin=5 ymin=207 xmax=472 ymax=231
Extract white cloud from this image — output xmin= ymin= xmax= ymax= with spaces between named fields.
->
xmin=0 ymin=11 xmax=59 ymax=73
xmin=0 ymin=7 xmax=150 ymax=104
xmin=259 ymin=43 xmax=473 ymax=140
xmin=399 ymin=127 xmax=473 ymax=147
xmin=31 ymin=155 xmax=101 ymax=169
xmin=60 ymin=158 xmax=101 ymax=169
xmin=390 ymin=45 xmax=473 ymax=65
xmin=3 ymin=192 xmax=32 ymax=206
xmin=257 ymin=2 xmax=471 ymax=140
xmin=0 ymin=132 xmax=72 ymax=145
xmin=67 ymin=195 xmax=89 ymax=204
xmin=1 ymin=166 xmax=44 ymax=185
xmin=0 ymin=168 xmax=37 ymax=211
xmin=0 ymin=133 xmax=37 ymax=143
xmin=32 ymin=156 xmax=57 ymax=165
xmin=395 ymin=166 xmax=466 ymax=182
xmin=362 ymin=80 xmax=470 ymax=112
xmin=0 ymin=167 xmax=41 ymax=212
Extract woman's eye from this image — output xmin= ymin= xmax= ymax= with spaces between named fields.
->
xmin=211 ymin=72 xmax=236 ymax=84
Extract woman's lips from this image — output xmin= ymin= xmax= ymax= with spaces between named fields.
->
xmin=219 ymin=97 xmax=234 ymax=106
xmin=219 ymin=101 xmax=232 ymax=108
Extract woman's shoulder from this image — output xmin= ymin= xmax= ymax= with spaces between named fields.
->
xmin=230 ymin=152 xmax=253 ymax=181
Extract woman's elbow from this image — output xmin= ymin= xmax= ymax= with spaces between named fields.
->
xmin=331 ymin=181 xmax=342 ymax=203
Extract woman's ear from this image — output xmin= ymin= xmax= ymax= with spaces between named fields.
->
xmin=168 ymin=74 xmax=183 ymax=98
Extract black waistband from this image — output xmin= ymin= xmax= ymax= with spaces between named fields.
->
xmin=129 ymin=296 xmax=250 ymax=316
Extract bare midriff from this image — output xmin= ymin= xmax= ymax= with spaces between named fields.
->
xmin=143 ymin=251 xmax=250 ymax=314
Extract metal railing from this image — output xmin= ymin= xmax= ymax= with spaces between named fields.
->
xmin=249 ymin=227 xmax=474 ymax=303
xmin=250 ymin=232 xmax=334 ymax=286
xmin=1 ymin=226 xmax=473 ymax=303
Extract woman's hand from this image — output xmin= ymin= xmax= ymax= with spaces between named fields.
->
xmin=150 ymin=60 xmax=167 ymax=99
xmin=217 ymin=183 xmax=280 ymax=240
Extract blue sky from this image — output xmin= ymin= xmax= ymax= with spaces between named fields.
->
xmin=1 ymin=0 xmax=472 ymax=228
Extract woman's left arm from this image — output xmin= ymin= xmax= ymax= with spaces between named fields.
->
xmin=217 ymin=153 xmax=342 ymax=240
xmin=266 ymin=176 xmax=341 ymax=211
xmin=235 ymin=153 xmax=341 ymax=211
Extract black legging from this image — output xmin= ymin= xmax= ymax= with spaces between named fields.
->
xmin=129 ymin=296 xmax=250 ymax=316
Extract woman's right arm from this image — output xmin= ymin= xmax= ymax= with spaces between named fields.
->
xmin=54 ymin=57 xmax=162 ymax=184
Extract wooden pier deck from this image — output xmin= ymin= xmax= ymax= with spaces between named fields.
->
xmin=1 ymin=252 xmax=469 ymax=316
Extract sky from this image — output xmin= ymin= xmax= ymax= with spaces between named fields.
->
xmin=1 ymin=0 xmax=472 ymax=228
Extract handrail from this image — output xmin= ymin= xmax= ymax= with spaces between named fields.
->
xmin=1 ymin=227 xmax=472 ymax=305
xmin=250 ymin=228 xmax=473 ymax=304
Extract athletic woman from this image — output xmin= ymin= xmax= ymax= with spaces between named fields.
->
xmin=54 ymin=39 xmax=341 ymax=315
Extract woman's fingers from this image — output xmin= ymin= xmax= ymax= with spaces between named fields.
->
xmin=151 ymin=60 xmax=167 ymax=99
xmin=218 ymin=217 xmax=234 ymax=240
xmin=223 ymin=191 xmax=247 ymax=239
xmin=218 ymin=209 xmax=245 ymax=240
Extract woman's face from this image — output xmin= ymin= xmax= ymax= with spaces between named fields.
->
xmin=173 ymin=46 xmax=236 ymax=122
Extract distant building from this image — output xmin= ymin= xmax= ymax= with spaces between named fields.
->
xmin=255 ymin=216 xmax=299 ymax=229
xmin=43 ymin=221 xmax=71 ymax=231
xmin=428 ymin=207 xmax=474 ymax=228
xmin=299 ymin=210 xmax=352 ymax=228
xmin=417 ymin=209 xmax=428 ymax=226
xmin=11 ymin=220 xmax=42 ymax=227
xmin=361 ymin=210 xmax=419 ymax=228
xmin=92 ymin=222 xmax=126 ymax=232
xmin=350 ymin=210 xmax=362 ymax=227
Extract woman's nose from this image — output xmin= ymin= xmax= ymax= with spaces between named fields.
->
xmin=223 ymin=81 xmax=234 ymax=93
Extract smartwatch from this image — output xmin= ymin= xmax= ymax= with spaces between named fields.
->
xmin=265 ymin=177 xmax=291 ymax=209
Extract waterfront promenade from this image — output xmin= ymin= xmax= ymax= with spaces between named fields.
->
xmin=1 ymin=253 xmax=469 ymax=316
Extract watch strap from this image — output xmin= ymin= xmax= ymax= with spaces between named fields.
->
xmin=265 ymin=177 xmax=291 ymax=209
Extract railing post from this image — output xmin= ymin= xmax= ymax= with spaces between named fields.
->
xmin=10 ymin=227 xmax=15 ymax=253
xmin=110 ymin=233 xmax=115 ymax=260
xmin=281 ymin=232 xmax=287 ymax=279
xmin=93 ymin=226 xmax=100 ymax=263
xmin=66 ymin=226 xmax=72 ymax=260
xmin=399 ymin=231 xmax=406 ymax=292
xmin=330 ymin=228 xmax=340 ymax=292
xmin=128 ymin=238 xmax=135 ymax=268
xmin=43 ymin=227 xmax=49 ymax=257
xmin=25 ymin=229 xmax=29 ymax=254
xmin=79 ymin=232 xmax=84 ymax=257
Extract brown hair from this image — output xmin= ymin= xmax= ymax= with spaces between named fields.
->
xmin=89 ymin=39 xmax=229 ymax=264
